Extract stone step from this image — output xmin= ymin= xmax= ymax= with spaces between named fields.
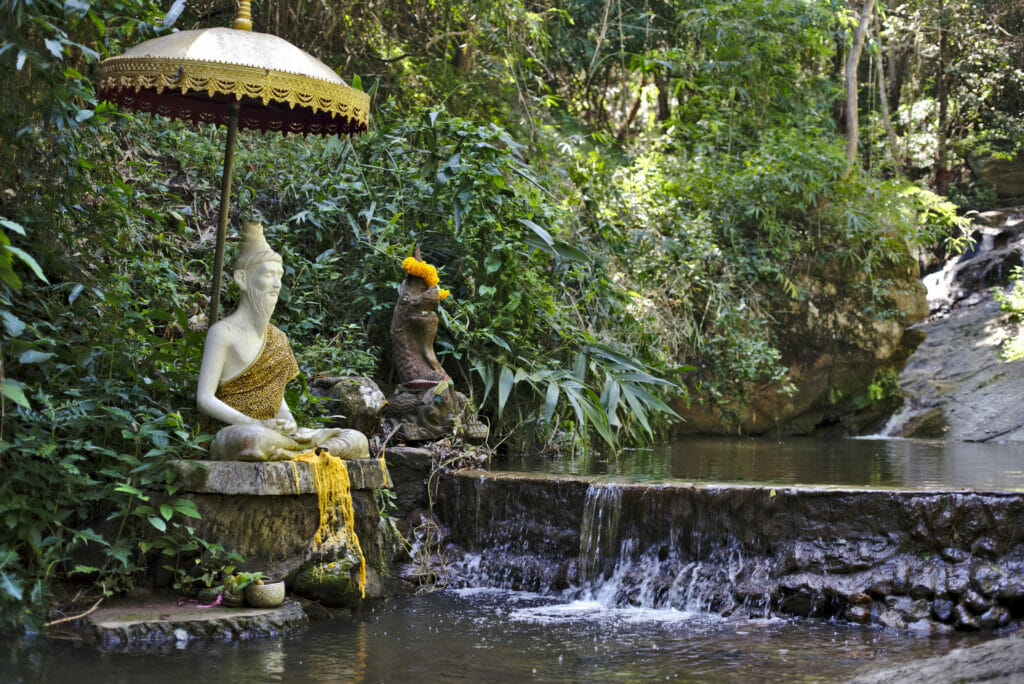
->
xmin=170 ymin=458 xmax=391 ymax=495
xmin=72 ymin=597 xmax=308 ymax=650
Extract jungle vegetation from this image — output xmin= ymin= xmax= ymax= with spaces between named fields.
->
xmin=1 ymin=0 xmax=1022 ymax=629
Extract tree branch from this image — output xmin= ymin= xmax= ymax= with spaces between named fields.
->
xmin=45 ymin=595 xmax=104 ymax=628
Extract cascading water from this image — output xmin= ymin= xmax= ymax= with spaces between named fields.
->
xmin=434 ymin=468 xmax=1024 ymax=633
xmin=577 ymin=485 xmax=621 ymax=584
xmin=575 ymin=483 xmax=775 ymax=617
xmin=879 ymin=206 xmax=1024 ymax=440
xmin=446 ymin=480 xmax=776 ymax=619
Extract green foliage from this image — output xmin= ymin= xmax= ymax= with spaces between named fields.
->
xmin=867 ymin=369 xmax=900 ymax=403
xmin=0 ymin=0 xmax=996 ymax=633
xmin=0 ymin=0 xmax=239 ymax=631
xmin=992 ymin=266 xmax=1024 ymax=362
xmin=210 ymin=104 xmax=681 ymax=449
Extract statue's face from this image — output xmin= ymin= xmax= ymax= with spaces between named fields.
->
xmin=243 ymin=260 xmax=283 ymax=320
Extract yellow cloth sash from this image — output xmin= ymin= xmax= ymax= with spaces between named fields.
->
xmin=215 ymin=324 xmax=299 ymax=421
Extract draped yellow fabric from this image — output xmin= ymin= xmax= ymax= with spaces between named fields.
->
xmin=293 ymin=450 xmax=366 ymax=598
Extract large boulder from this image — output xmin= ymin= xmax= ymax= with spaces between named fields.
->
xmin=674 ymin=248 xmax=928 ymax=435
xmin=967 ymin=151 xmax=1024 ymax=199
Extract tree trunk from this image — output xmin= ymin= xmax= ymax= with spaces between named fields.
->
xmin=886 ymin=48 xmax=908 ymax=117
xmin=935 ymin=0 xmax=950 ymax=193
xmin=843 ymin=0 xmax=878 ymax=178
xmin=617 ymin=74 xmax=647 ymax=141
xmin=655 ymin=72 xmax=671 ymax=122
xmin=873 ymin=18 xmax=903 ymax=174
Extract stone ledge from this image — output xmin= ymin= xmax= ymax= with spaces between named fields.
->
xmin=74 ymin=598 xmax=308 ymax=651
xmin=170 ymin=459 xmax=392 ymax=495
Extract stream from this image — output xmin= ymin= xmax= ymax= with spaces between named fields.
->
xmin=2 ymin=587 xmax=996 ymax=682
xmin=5 ymin=436 xmax=1022 ymax=682
xmin=497 ymin=435 xmax=1024 ymax=490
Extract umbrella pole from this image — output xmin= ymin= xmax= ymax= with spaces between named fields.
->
xmin=209 ymin=101 xmax=241 ymax=324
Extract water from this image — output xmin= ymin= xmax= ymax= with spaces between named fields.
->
xmin=6 ymin=436 xmax=1018 ymax=680
xmin=499 ymin=436 xmax=1024 ymax=491
xmin=2 ymin=589 xmax=996 ymax=683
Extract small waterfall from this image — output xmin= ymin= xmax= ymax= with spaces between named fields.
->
xmin=578 ymin=485 xmax=622 ymax=583
xmin=879 ymin=207 xmax=1024 ymax=438
xmin=442 ymin=478 xmax=776 ymax=617
xmin=435 ymin=470 xmax=1024 ymax=631
xmin=573 ymin=483 xmax=774 ymax=616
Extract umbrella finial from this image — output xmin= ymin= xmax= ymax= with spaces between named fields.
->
xmin=233 ymin=0 xmax=253 ymax=31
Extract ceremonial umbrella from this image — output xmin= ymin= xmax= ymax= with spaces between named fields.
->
xmin=96 ymin=0 xmax=369 ymax=323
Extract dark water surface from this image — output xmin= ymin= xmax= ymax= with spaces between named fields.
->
xmin=2 ymin=589 xmax=996 ymax=683
xmin=499 ymin=436 xmax=1024 ymax=491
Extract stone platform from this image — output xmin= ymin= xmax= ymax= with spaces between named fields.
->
xmin=170 ymin=458 xmax=391 ymax=495
xmin=73 ymin=597 xmax=307 ymax=651
xmin=163 ymin=459 xmax=395 ymax=598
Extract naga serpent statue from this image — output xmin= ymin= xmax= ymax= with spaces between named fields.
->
xmin=386 ymin=248 xmax=488 ymax=443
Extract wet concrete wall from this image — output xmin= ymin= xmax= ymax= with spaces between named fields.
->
xmin=434 ymin=471 xmax=1024 ymax=632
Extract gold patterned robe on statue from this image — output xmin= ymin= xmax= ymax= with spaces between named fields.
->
xmin=206 ymin=325 xmax=369 ymax=461
xmin=215 ymin=324 xmax=299 ymax=421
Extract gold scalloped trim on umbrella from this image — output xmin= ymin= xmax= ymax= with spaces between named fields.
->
xmin=97 ymin=56 xmax=369 ymax=135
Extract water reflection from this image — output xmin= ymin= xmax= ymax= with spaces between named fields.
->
xmin=2 ymin=590 xmax=997 ymax=683
xmin=500 ymin=436 xmax=1024 ymax=490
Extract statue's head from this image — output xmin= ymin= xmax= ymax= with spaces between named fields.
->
xmin=232 ymin=222 xmax=284 ymax=321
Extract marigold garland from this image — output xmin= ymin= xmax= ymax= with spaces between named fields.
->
xmin=402 ymin=255 xmax=450 ymax=299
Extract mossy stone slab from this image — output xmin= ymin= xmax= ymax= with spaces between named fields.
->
xmin=169 ymin=458 xmax=392 ymax=495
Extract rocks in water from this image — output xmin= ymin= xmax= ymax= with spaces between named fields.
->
xmin=887 ymin=596 xmax=931 ymax=622
xmin=779 ymin=586 xmax=826 ymax=618
xmin=964 ymin=588 xmax=990 ymax=613
xmin=931 ymin=598 xmax=954 ymax=622
xmin=877 ymin=609 xmax=907 ymax=631
xmin=954 ymin=603 xmax=980 ymax=630
xmin=978 ymin=605 xmax=1012 ymax=630
xmin=845 ymin=603 xmax=871 ymax=624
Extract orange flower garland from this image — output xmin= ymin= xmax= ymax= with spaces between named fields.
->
xmin=402 ymin=256 xmax=450 ymax=299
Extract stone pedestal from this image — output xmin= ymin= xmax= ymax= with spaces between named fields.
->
xmin=167 ymin=459 xmax=397 ymax=607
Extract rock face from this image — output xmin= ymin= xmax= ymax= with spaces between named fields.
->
xmin=885 ymin=207 xmax=1024 ymax=441
xmin=309 ymin=375 xmax=387 ymax=435
xmin=674 ymin=251 xmax=928 ymax=435
xmin=968 ymin=152 xmax=1024 ymax=199
xmin=849 ymin=634 xmax=1024 ymax=683
xmin=434 ymin=470 xmax=1024 ymax=633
